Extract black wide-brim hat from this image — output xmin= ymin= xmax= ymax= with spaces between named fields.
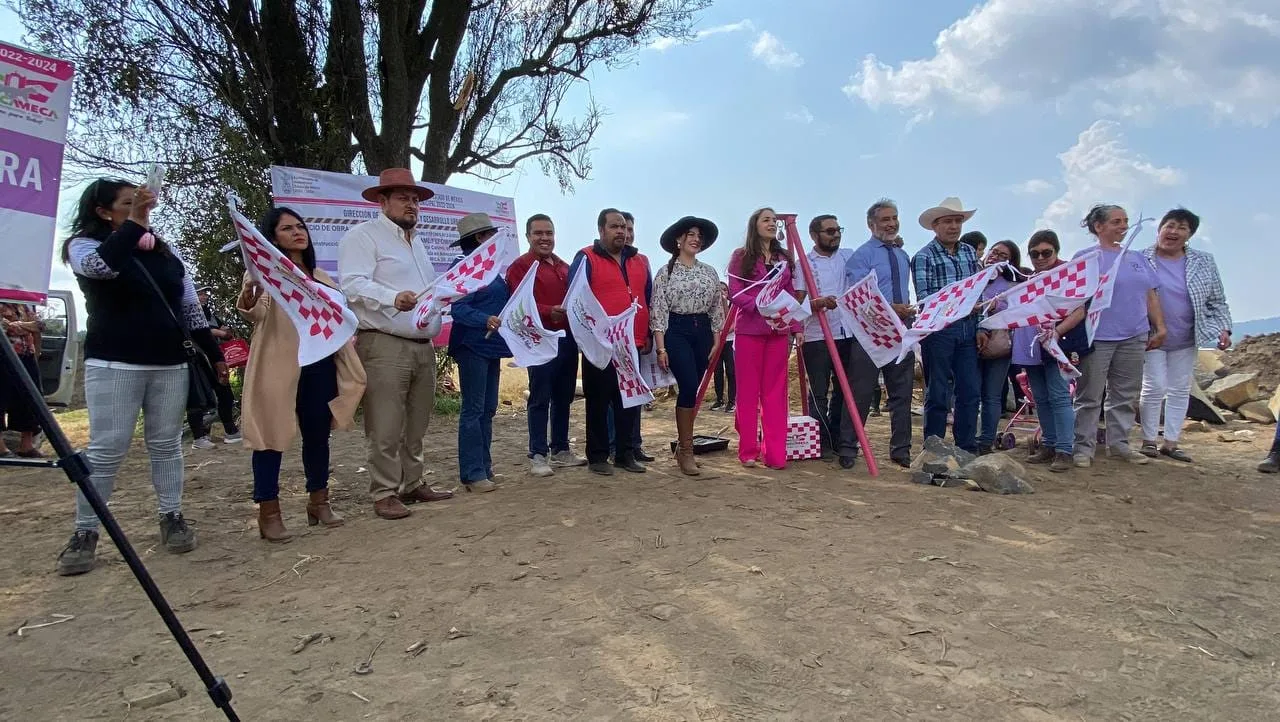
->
xmin=660 ymin=216 xmax=718 ymax=255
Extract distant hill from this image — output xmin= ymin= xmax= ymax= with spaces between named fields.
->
xmin=1235 ymin=316 xmax=1280 ymax=339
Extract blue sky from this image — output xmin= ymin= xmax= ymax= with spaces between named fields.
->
xmin=6 ymin=0 xmax=1277 ymax=322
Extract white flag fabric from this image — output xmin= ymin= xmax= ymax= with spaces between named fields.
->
xmin=899 ymin=265 xmax=1001 ymax=362
xmin=413 ymin=232 xmax=518 ymax=329
xmin=639 ymin=349 xmax=678 ymax=389
xmin=980 ymin=255 xmax=1100 ymax=331
xmin=838 ymin=269 xmax=912 ymax=368
xmin=1034 ymin=328 xmax=1083 ymax=381
xmin=496 ymin=260 xmax=564 ymax=368
xmin=227 ymin=194 xmax=358 ymax=366
xmin=563 ymin=266 xmax=613 ymax=370
xmin=755 ymin=262 xmax=811 ymax=331
xmin=1081 ymin=216 xmax=1152 ymax=343
xmin=604 ymin=303 xmax=653 ymax=408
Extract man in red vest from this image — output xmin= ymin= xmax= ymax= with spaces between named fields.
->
xmin=567 ymin=208 xmax=653 ymax=475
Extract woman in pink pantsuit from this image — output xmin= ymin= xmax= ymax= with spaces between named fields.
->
xmin=727 ymin=208 xmax=802 ymax=469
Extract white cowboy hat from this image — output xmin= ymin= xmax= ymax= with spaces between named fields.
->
xmin=918 ymin=197 xmax=976 ymax=231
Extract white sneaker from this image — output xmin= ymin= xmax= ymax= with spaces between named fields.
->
xmin=1073 ymin=454 xmax=1092 ymax=468
xmin=223 ymin=432 xmax=242 ymax=444
xmin=549 ymin=450 xmax=587 ymax=468
xmin=1110 ymin=445 xmax=1150 ymax=465
xmin=191 ymin=437 xmax=215 ymax=451
xmin=529 ymin=455 xmax=554 ymax=478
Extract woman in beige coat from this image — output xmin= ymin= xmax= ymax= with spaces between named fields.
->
xmin=238 ymin=207 xmax=366 ymax=542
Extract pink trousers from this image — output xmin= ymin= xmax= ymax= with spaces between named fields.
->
xmin=733 ymin=333 xmax=790 ymax=468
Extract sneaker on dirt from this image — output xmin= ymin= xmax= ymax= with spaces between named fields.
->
xmin=56 ymin=529 xmax=99 ymax=576
xmin=159 ymin=512 xmax=197 ymax=553
xmin=191 ymin=437 xmax=215 ymax=451
xmin=549 ymin=450 xmax=587 ymax=467
xmin=223 ymin=431 xmax=242 ymax=444
xmin=529 ymin=454 xmax=554 ymax=477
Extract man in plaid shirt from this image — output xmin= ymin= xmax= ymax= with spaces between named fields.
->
xmin=910 ymin=197 xmax=982 ymax=453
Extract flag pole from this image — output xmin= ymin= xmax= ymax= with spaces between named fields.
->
xmin=692 ymin=306 xmax=737 ymax=420
xmin=781 ymin=214 xmax=879 ymax=476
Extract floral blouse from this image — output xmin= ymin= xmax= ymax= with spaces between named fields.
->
xmin=650 ymin=259 xmax=725 ymax=333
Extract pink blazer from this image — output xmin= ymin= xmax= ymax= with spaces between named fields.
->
xmin=727 ymin=248 xmax=801 ymax=337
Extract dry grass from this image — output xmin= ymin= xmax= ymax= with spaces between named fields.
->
xmin=51 ymin=408 xmax=90 ymax=447
xmin=499 ymin=361 xmax=531 ymax=405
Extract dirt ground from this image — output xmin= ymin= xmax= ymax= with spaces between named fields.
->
xmin=3 ymin=367 xmax=1280 ymax=721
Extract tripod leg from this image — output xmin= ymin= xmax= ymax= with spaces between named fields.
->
xmin=0 ymin=339 xmax=240 ymax=720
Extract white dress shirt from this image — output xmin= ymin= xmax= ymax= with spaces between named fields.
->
xmin=338 ymin=212 xmax=442 ymax=339
xmin=795 ymin=247 xmax=854 ymax=343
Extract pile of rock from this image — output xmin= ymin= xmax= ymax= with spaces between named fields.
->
xmin=1191 ymin=349 xmax=1278 ymax=425
xmin=909 ymin=436 xmax=1035 ymax=495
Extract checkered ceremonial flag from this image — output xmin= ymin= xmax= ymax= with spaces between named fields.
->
xmin=602 ymin=303 xmax=653 ymax=409
xmin=227 ymin=194 xmax=358 ymax=365
xmin=980 ymin=255 xmax=1100 ymax=331
xmin=414 ymin=231 xmax=517 ymax=329
xmin=755 ymin=262 xmax=810 ymax=331
xmin=838 ymin=269 xmax=911 ymax=368
xmin=898 ymin=265 xmax=1000 ymax=362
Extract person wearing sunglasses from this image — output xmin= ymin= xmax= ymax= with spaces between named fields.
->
xmin=975 ymin=240 xmax=1023 ymax=454
xmin=1013 ymin=231 xmax=1078 ymax=472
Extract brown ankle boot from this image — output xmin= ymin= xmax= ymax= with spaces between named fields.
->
xmin=258 ymin=500 xmax=292 ymax=543
xmin=675 ymin=408 xmax=700 ymax=476
xmin=306 ymin=488 xmax=345 ymax=528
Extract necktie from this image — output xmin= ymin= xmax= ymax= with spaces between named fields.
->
xmin=886 ymin=245 xmax=905 ymax=304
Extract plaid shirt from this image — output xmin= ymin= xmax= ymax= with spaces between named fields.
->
xmin=1141 ymin=246 xmax=1232 ymax=348
xmin=910 ymin=238 xmax=980 ymax=302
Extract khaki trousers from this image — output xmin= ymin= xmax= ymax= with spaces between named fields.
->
xmin=355 ymin=331 xmax=437 ymax=500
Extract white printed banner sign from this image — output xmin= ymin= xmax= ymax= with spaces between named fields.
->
xmin=497 ymin=260 xmax=564 ymax=368
xmin=268 ymin=165 xmax=517 ymax=278
xmin=0 ymin=42 xmax=75 ymax=303
xmin=838 ymin=269 xmax=911 ymax=368
xmin=227 ymin=194 xmax=358 ymax=365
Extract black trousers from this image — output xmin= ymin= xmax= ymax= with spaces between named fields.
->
xmin=713 ymin=340 xmax=736 ymax=405
xmin=583 ymin=357 xmax=639 ymax=464
xmin=188 ymin=380 xmax=238 ymax=437
xmin=849 ymin=342 xmax=916 ymax=460
xmin=802 ymin=338 xmax=856 ymax=456
xmin=0 ymin=352 xmax=41 ymax=433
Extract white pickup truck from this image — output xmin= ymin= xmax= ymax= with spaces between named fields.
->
xmin=34 ymin=289 xmax=79 ymax=408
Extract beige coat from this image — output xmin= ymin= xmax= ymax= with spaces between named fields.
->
xmin=237 ymin=270 xmax=367 ymax=452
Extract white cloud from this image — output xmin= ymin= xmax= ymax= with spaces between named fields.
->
xmin=844 ymin=0 xmax=1280 ymax=125
xmin=1038 ymin=120 xmax=1184 ymax=236
xmin=751 ymin=31 xmax=803 ymax=70
xmin=648 ymin=19 xmax=755 ymax=51
xmin=1254 ymin=212 xmax=1274 ymax=224
xmin=1009 ymin=179 xmax=1053 ymax=195
xmin=784 ymin=106 xmax=814 ymax=124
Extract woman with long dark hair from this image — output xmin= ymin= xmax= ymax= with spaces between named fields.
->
xmin=55 ymin=178 xmax=227 ymax=576
xmin=975 ymin=240 xmax=1022 ymax=454
xmin=237 ymin=207 xmax=366 ymax=541
xmin=651 ymin=216 xmax=724 ymax=475
xmin=726 ymin=208 xmax=800 ymax=470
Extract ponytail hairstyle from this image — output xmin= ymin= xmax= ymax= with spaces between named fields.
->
xmin=1080 ymin=204 xmax=1123 ymax=236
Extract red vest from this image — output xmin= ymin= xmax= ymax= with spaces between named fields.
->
xmin=582 ymin=245 xmax=650 ymax=347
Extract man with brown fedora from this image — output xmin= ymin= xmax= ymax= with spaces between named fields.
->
xmin=339 ymin=168 xmax=454 ymax=520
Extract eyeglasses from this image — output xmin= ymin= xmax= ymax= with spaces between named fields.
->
xmin=821 ymin=227 xmax=844 ymax=236
xmin=1028 ymin=249 xmax=1055 ymax=260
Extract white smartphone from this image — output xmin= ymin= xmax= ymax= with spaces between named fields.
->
xmin=145 ymin=163 xmax=165 ymax=194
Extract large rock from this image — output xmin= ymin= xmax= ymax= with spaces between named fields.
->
xmin=1196 ymin=349 xmax=1225 ymax=376
xmin=1207 ymin=373 xmax=1259 ymax=411
xmin=1269 ymin=385 xmax=1280 ymax=423
xmin=1238 ymin=401 xmax=1277 ymax=424
xmin=911 ymin=436 xmax=975 ymax=478
xmin=960 ymin=454 xmax=1035 ymax=495
xmin=1187 ymin=381 xmax=1226 ymax=425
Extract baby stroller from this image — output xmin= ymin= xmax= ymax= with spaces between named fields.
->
xmin=996 ymin=370 xmax=1103 ymax=452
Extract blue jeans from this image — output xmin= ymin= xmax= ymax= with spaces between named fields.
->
xmin=252 ymin=354 xmax=337 ymax=502
xmin=978 ymin=356 xmax=1012 ymax=447
xmin=454 ymin=346 xmax=500 ymax=483
xmin=526 ymin=336 xmax=578 ymax=458
xmin=1025 ymin=363 xmax=1074 ymax=454
xmin=665 ymin=313 xmax=714 ymax=408
xmin=919 ymin=318 xmax=980 ymax=452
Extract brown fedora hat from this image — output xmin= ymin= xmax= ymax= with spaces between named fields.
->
xmin=361 ymin=167 xmax=435 ymax=203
